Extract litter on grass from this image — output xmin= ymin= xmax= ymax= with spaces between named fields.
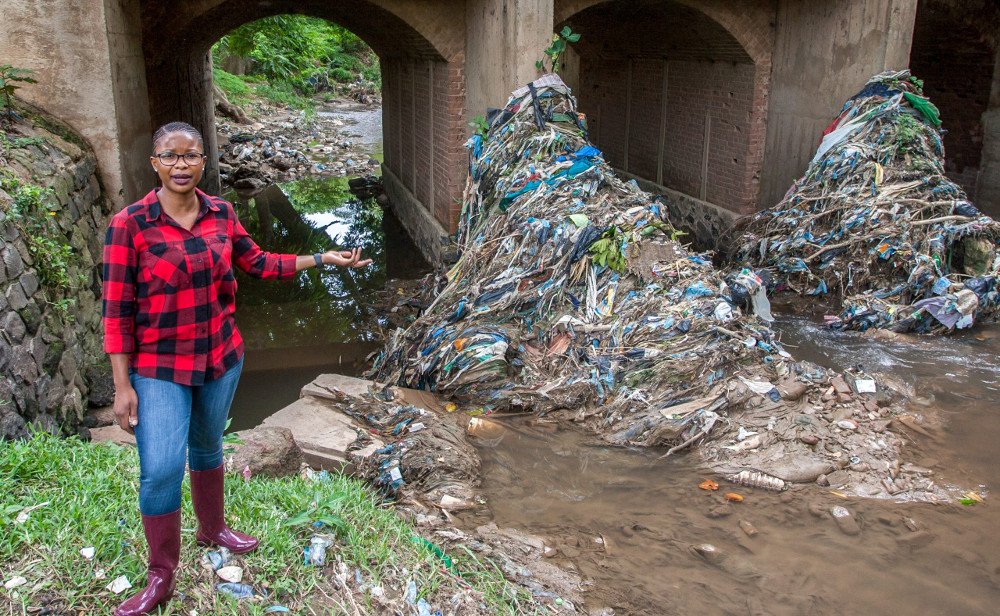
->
xmin=370 ymin=73 xmax=958 ymax=501
xmin=727 ymin=70 xmax=1000 ymax=333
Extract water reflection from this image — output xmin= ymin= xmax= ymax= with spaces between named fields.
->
xmin=229 ymin=179 xmax=388 ymax=348
xmin=227 ymin=177 xmax=429 ymax=430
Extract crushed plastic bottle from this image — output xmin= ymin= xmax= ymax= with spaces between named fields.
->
xmin=216 ymin=582 xmax=255 ymax=600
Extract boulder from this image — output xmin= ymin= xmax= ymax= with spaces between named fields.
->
xmin=226 ymin=425 xmax=303 ymax=478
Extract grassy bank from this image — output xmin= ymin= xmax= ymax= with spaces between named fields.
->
xmin=0 ymin=434 xmax=531 ymax=614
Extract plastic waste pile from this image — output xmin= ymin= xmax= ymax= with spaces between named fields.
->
xmin=729 ymin=70 xmax=1000 ymax=333
xmin=372 ymin=74 xmax=783 ymax=450
xmin=367 ymin=75 xmax=957 ymax=502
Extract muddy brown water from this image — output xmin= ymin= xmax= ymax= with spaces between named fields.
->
xmin=466 ymin=318 xmax=1000 ymax=615
xmin=228 ymin=178 xmax=1000 ymax=615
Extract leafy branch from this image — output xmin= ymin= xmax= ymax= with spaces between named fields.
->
xmin=0 ymin=65 xmax=36 ymax=122
xmin=535 ymin=26 xmax=581 ymax=74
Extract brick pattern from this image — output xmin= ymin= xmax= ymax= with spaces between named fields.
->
xmin=581 ymin=56 xmax=765 ymax=214
xmin=910 ymin=0 xmax=997 ymax=196
xmin=381 ymin=56 xmax=467 ymax=233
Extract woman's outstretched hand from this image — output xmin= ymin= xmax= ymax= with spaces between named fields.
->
xmin=323 ymin=248 xmax=373 ymax=268
xmin=114 ymin=385 xmax=139 ymax=434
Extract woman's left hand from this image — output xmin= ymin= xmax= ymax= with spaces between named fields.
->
xmin=323 ymin=247 xmax=373 ymax=268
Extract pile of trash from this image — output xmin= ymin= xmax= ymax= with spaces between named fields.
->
xmin=371 ymin=74 xmax=950 ymax=500
xmin=728 ymin=70 xmax=1000 ymax=333
xmin=216 ymin=109 xmax=381 ymax=193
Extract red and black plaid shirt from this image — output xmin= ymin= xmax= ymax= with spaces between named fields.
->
xmin=102 ymin=189 xmax=297 ymax=385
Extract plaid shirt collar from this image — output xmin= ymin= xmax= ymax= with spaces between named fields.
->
xmin=142 ymin=188 xmax=221 ymax=223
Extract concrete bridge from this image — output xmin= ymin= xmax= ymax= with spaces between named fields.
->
xmin=3 ymin=0 xmax=998 ymax=259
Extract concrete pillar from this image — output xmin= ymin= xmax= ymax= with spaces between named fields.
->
xmin=464 ymin=0 xmax=554 ymax=119
xmin=0 ymin=0 xmax=151 ymax=206
xmin=145 ymin=51 xmax=220 ymax=196
xmin=759 ymin=0 xmax=918 ymax=208
xmin=975 ymin=49 xmax=1000 ymax=217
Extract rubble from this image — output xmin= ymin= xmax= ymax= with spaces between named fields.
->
xmin=370 ymin=74 xmax=958 ymax=502
xmin=215 ymin=102 xmax=382 ymax=193
xmin=727 ymin=70 xmax=1000 ymax=334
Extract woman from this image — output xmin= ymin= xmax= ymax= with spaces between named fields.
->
xmin=103 ymin=121 xmax=371 ymax=616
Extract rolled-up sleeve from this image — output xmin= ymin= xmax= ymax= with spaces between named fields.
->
xmin=102 ymin=215 xmax=138 ymax=353
xmin=231 ymin=213 xmax=297 ymax=280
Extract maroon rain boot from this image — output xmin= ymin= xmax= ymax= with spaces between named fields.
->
xmin=189 ymin=465 xmax=259 ymax=554
xmin=114 ymin=509 xmax=180 ymax=616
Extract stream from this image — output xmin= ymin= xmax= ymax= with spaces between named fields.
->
xmin=225 ymin=107 xmax=1000 ymax=615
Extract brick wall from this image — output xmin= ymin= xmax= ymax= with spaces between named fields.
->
xmin=567 ymin=0 xmax=771 ymax=215
xmin=910 ymin=0 xmax=997 ymax=198
xmin=381 ymin=56 xmax=467 ymax=233
xmin=580 ymin=56 xmax=764 ymax=215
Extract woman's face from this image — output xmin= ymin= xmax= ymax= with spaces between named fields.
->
xmin=151 ymin=132 xmax=205 ymax=196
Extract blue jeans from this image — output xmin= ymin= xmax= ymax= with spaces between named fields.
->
xmin=131 ymin=358 xmax=243 ymax=515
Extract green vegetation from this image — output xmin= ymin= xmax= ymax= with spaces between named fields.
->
xmin=0 ymin=65 xmax=36 ymax=121
xmin=212 ymin=15 xmax=380 ymax=112
xmin=0 ymin=434 xmax=533 ymax=614
xmin=535 ymin=26 xmax=580 ymax=74
xmin=0 ymin=172 xmax=83 ymax=319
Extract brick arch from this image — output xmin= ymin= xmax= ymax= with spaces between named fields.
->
xmin=556 ymin=0 xmax=773 ymax=67
xmin=554 ymin=0 xmax=774 ymax=222
xmin=138 ymin=0 xmax=468 ymax=238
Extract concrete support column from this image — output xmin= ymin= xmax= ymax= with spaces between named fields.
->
xmin=145 ymin=51 xmax=220 ymax=196
xmin=976 ymin=49 xmax=1000 ymax=217
xmin=759 ymin=0 xmax=918 ymax=208
xmin=464 ymin=0 xmax=554 ymax=119
xmin=0 ymin=0 xmax=151 ymax=206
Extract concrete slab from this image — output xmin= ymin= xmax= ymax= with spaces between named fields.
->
xmin=261 ymin=395 xmax=373 ymax=471
xmin=89 ymin=425 xmax=136 ymax=446
xmin=301 ymin=373 xmax=374 ymax=401
xmin=302 ymin=373 xmax=446 ymax=414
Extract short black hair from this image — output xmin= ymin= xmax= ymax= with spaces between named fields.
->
xmin=152 ymin=121 xmax=204 ymax=152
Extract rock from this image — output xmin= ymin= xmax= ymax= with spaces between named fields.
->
xmin=85 ymin=363 xmax=115 ymax=407
xmin=779 ymin=379 xmax=809 ymax=401
xmin=5 ymin=281 xmax=28 ymax=311
xmin=1 ymin=311 xmax=26 ymax=343
xmin=830 ymin=506 xmax=861 ymax=536
xmin=82 ymin=405 xmax=116 ymax=428
xmin=89 ymin=425 xmax=136 ymax=446
xmin=824 ymin=470 xmax=851 ymax=488
xmin=2 ymin=248 xmax=24 ymax=278
xmin=0 ymin=409 xmax=29 ymax=440
xmin=31 ymin=413 xmax=60 ymax=435
xmin=799 ymin=434 xmax=819 ymax=445
xmin=227 ymin=426 xmax=303 ymax=478
xmin=233 ymin=177 xmax=266 ymax=192
xmin=19 ymin=271 xmax=39 ymax=297
xmin=762 ymin=455 xmax=835 ymax=483
xmin=830 ymin=376 xmax=852 ymax=395
xmin=739 ymin=520 xmax=758 ymax=537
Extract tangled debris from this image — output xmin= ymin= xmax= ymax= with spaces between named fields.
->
xmin=371 ymin=74 xmax=953 ymax=501
xmin=728 ymin=70 xmax=1000 ymax=333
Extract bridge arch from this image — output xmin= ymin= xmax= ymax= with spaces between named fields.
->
xmin=139 ymin=0 xmax=468 ymax=242
xmin=555 ymin=0 xmax=774 ymax=231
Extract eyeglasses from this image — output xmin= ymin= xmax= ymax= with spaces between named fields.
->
xmin=154 ymin=151 xmax=206 ymax=166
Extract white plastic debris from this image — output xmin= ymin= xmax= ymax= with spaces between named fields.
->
xmin=80 ymin=546 xmax=96 ymax=560
xmin=4 ymin=576 xmax=27 ymax=590
xmin=106 ymin=575 xmax=132 ymax=594
xmin=739 ymin=376 xmax=774 ymax=395
xmin=216 ymin=566 xmax=244 ymax=583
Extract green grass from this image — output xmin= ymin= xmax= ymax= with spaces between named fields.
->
xmin=0 ymin=434 xmax=533 ymax=614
